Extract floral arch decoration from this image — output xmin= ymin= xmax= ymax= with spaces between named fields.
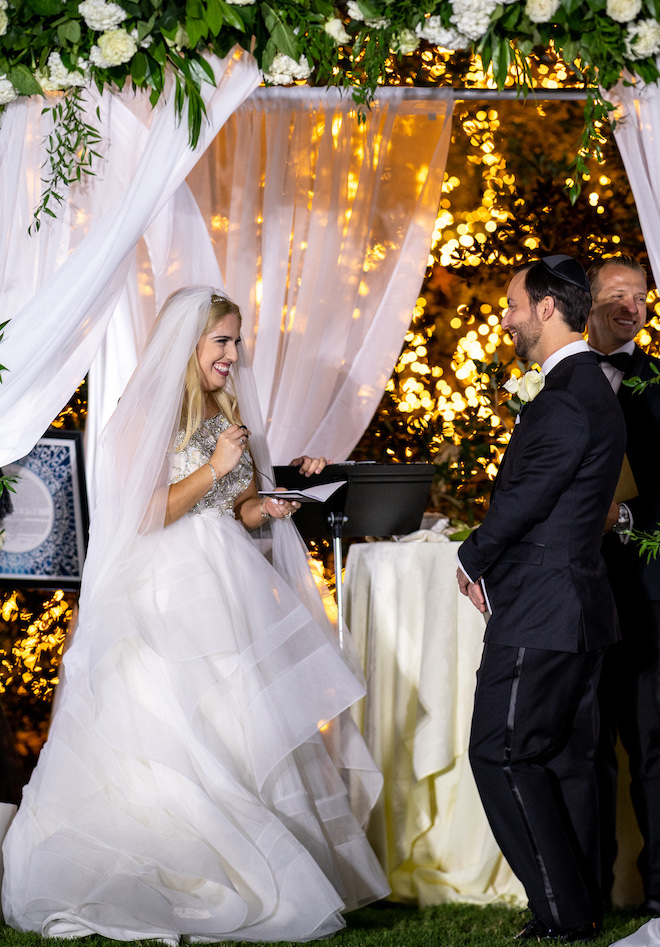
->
xmin=0 ymin=0 xmax=659 ymax=227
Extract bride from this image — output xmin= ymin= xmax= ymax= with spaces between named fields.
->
xmin=2 ymin=286 xmax=389 ymax=942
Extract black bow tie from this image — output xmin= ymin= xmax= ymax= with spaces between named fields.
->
xmin=596 ymin=352 xmax=631 ymax=372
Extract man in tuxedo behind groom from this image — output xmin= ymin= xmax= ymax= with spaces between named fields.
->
xmin=587 ymin=255 xmax=660 ymax=911
xmin=456 ymin=255 xmax=626 ymax=943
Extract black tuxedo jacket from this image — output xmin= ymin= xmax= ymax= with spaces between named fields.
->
xmin=602 ymin=345 xmax=660 ymax=600
xmin=459 ymin=351 xmax=626 ymax=653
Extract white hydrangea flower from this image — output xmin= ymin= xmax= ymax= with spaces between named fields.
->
xmin=415 ymin=16 xmax=469 ymax=49
xmin=44 ymin=51 xmax=89 ymax=88
xmin=78 ymin=0 xmax=127 ymax=31
xmin=0 ymin=9 xmax=7 ymax=35
xmin=90 ymin=27 xmax=137 ymax=67
xmin=36 ymin=71 xmax=60 ymax=91
xmin=450 ymin=0 xmax=498 ymax=40
xmin=47 ymin=51 xmax=68 ymax=85
xmin=606 ymin=0 xmax=641 ymax=21
xmin=263 ymin=52 xmax=312 ymax=85
xmin=392 ymin=28 xmax=419 ymax=54
xmin=90 ymin=45 xmax=110 ymax=68
xmin=0 ymin=75 xmax=17 ymax=104
xmin=324 ymin=17 xmax=350 ymax=44
xmin=0 ymin=1 xmax=8 ymax=10
xmin=346 ymin=1 xmax=389 ymax=28
xmin=525 ymin=0 xmax=561 ymax=23
xmin=625 ymin=18 xmax=660 ymax=58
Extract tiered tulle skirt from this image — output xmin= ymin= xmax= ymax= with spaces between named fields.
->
xmin=2 ymin=512 xmax=389 ymax=941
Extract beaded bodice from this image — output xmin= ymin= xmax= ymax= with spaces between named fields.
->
xmin=168 ymin=414 xmax=253 ymax=517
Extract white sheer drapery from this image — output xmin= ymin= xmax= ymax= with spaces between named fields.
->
xmin=608 ymin=78 xmax=660 ymax=286
xmin=0 ymin=47 xmax=261 ymax=471
xmin=188 ymin=87 xmax=454 ymax=464
xmin=1 ymin=78 xmax=452 ymax=496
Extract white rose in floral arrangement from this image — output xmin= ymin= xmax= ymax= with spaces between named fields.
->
xmin=263 ymin=52 xmax=312 ymax=85
xmin=606 ymin=0 xmax=641 ymax=21
xmin=90 ymin=28 xmax=137 ymax=68
xmin=324 ymin=17 xmax=350 ymax=44
xmin=346 ymin=0 xmax=365 ymax=18
xmin=525 ymin=0 xmax=560 ymax=22
xmin=0 ymin=9 xmax=7 ymax=35
xmin=392 ymin=28 xmax=419 ymax=54
xmin=625 ymin=18 xmax=660 ymax=59
xmin=450 ymin=0 xmax=498 ymax=41
xmin=0 ymin=75 xmax=16 ymax=104
xmin=346 ymin=1 xmax=389 ymax=29
xmin=78 ymin=0 xmax=127 ymax=31
xmin=415 ymin=16 xmax=469 ymax=50
xmin=0 ymin=1 xmax=8 ymax=10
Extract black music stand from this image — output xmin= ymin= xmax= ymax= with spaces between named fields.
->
xmin=272 ymin=462 xmax=435 ymax=647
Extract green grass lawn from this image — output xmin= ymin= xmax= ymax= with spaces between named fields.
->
xmin=0 ymin=902 xmax=648 ymax=947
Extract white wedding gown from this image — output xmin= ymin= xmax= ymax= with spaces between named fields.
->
xmin=611 ymin=922 xmax=660 ymax=947
xmin=2 ymin=415 xmax=389 ymax=942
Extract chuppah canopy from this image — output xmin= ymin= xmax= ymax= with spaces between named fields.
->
xmin=0 ymin=61 xmax=454 ymax=502
xmin=1 ymin=0 xmax=660 ymax=480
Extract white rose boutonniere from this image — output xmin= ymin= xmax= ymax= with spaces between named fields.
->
xmin=504 ymin=369 xmax=545 ymax=403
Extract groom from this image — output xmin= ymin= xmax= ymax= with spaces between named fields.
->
xmin=456 ymin=255 xmax=626 ymax=942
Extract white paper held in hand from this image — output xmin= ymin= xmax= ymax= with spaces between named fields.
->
xmin=258 ymin=481 xmax=347 ymax=504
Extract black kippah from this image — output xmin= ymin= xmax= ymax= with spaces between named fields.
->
xmin=540 ymin=254 xmax=591 ymax=293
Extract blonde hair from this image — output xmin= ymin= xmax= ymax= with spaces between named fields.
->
xmin=178 ymin=294 xmax=242 ymax=451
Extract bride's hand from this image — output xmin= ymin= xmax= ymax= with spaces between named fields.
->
xmin=262 ymin=487 xmax=301 ymax=519
xmin=210 ymin=424 xmax=250 ymax=477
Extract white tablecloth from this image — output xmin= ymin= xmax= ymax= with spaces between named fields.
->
xmin=344 ymin=539 xmax=644 ymax=908
xmin=344 ymin=540 xmax=526 ymax=907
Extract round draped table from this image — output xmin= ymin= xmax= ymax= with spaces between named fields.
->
xmin=343 ymin=539 xmax=643 ymax=908
xmin=343 ymin=539 xmax=525 ymax=907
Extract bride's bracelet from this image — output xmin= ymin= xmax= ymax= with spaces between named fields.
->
xmin=207 ymin=462 xmax=217 ymax=493
xmin=260 ymin=498 xmax=271 ymax=520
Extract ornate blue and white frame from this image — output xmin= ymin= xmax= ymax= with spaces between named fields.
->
xmin=0 ymin=430 xmax=89 ymax=588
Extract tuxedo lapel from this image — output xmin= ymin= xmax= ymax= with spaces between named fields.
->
xmin=490 ymin=353 xmax=597 ymax=502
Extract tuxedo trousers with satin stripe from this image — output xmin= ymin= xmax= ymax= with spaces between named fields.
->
xmin=469 ymin=642 xmax=605 ymax=930
xmin=597 ymin=598 xmax=660 ymax=902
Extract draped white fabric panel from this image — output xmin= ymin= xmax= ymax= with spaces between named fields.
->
xmin=188 ymin=87 xmax=454 ymax=464
xmin=0 ymin=47 xmax=261 ymax=469
xmin=85 ymin=180 xmax=229 ymax=496
xmin=609 ymin=78 xmax=660 ymax=287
